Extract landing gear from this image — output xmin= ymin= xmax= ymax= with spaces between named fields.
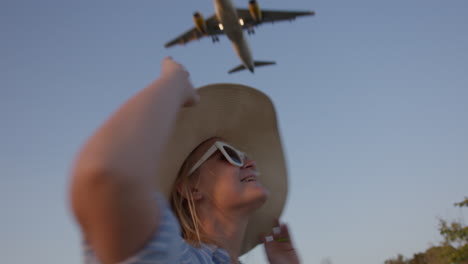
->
xmin=211 ymin=35 xmax=220 ymax=42
xmin=247 ymin=28 xmax=255 ymax=35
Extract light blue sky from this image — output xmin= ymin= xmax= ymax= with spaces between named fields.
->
xmin=1 ymin=0 xmax=467 ymax=263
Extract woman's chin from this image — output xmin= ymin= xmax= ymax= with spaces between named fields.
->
xmin=257 ymin=185 xmax=269 ymax=201
xmin=229 ymin=184 xmax=269 ymax=213
xmin=246 ymin=185 xmax=269 ymax=209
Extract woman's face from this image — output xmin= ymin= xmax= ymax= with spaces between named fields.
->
xmin=191 ymin=138 xmax=269 ymax=214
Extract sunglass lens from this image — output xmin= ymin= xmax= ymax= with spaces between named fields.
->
xmin=222 ymin=146 xmax=242 ymax=165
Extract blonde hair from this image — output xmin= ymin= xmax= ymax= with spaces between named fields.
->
xmin=170 ymin=160 xmax=202 ymax=245
xmin=170 ymin=140 xmax=217 ymax=247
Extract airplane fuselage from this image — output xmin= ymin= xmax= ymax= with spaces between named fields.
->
xmin=214 ymin=0 xmax=255 ymax=72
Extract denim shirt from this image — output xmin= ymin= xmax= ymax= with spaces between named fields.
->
xmin=83 ymin=193 xmax=232 ymax=264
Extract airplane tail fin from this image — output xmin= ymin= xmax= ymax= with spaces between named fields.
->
xmin=228 ymin=60 xmax=276 ymax=74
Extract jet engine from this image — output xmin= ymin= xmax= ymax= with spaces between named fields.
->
xmin=193 ymin=12 xmax=208 ymax=34
xmin=248 ymin=0 xmax=262 ymax=22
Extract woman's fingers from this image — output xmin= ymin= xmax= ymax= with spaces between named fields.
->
xmin=267 ymin=218 xmax=291 ymax=243
xmin=274 ymin=217 xmax=280 ymax=227
xmin=280 ymin=224 xmax=292 ymax=242
xmin=161 ymin=56 xmax=185 ymax=75
xmin=260 ymin=219 xmax=294 ymax=245
xmin=160 ymin=57 xmax=198 ymax=107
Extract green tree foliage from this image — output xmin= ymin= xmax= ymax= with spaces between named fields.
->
xmin=455 ymin=198 xmax=468 ymax=208
xmin=424 ymin=246 xmax=456 ymax=264
xmin=385 ymin=197 xmax=468 ymax=264
xmin=439 ymin=197 xmax=468 ymax=263
xmin=384 ymin=254 xmax=409 ymax=264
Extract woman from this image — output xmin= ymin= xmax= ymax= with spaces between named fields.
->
xmin=70 ymin=57 xmax=299 ymax=264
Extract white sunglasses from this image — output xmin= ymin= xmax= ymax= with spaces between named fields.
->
xmin=188 ymin=141 xmax=246 ymax=175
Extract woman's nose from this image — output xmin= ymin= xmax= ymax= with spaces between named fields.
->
xmin=242 ymin=158 xmax=257 ymax=170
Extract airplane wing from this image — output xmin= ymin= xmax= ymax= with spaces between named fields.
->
xmin=236 ymin=9 xmax=314 ymax=28
xmin=164 ymin=15 xmax=223 ymax=48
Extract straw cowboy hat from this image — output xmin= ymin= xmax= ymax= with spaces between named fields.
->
xmin=156 ymin=83 xmax=288 ymax=255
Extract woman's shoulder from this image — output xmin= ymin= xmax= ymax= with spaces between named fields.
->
xmin=82 ymin=192 xmax=180 ymax=263
xmin=83 ymin=192 xmax=230 ymax=264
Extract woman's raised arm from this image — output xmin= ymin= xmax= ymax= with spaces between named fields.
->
xmin=69 ymin=57 xmax=198 ymax=264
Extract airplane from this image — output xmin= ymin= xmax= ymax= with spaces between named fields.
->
xmin=164 ymin=0 xmax=315 ymax=74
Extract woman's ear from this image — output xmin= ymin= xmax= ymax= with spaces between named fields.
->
xmin=176 ymin=183 xmax=190 ymax=200
xmin=177 ymin=183 xmax=203 ymax=201
xmin=192 ymin=188 xmax=203 ymax=201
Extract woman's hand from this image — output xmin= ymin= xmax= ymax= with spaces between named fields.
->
xmin=160 ymin=56 xmax=199 ymax=107
xmin=263 ymin=219 xmax=300 ymax=264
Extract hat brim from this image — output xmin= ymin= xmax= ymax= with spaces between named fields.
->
xmin=156 ymin=83 xmax=288 ymax=255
